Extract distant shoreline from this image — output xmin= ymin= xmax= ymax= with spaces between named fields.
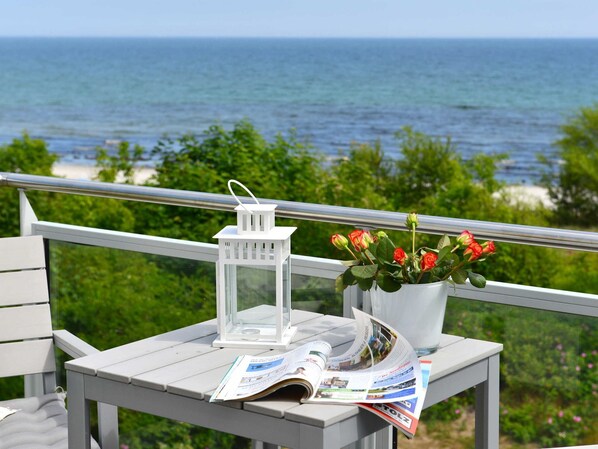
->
xmin=1 ymin=36 xmax=597 ymax=41
xmin=52 ymin=162 xmax=553 ymax=208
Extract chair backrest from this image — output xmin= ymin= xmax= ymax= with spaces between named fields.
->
xmin=0 ymin=236 xmax=56 ymax=381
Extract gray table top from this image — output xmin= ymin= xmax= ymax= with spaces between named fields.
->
xmin=66 ymin=308 xmax=503 ymax=428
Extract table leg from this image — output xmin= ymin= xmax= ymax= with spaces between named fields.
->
xmin=475 ymin=354 xmax=500 ymax=449
xmin=98 ymin=402 xmax=120 ymax=449
xmin=67 ymin=370 xmax=92 ymax=449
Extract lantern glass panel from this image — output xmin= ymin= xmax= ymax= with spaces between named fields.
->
xmin=224 ymin=264 xmax=277 ymax=339
xmin=282 ymin=257 xmax=291 ymax=329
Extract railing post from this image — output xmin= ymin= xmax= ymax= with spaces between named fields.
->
xmin=19 ymin=189 xmax=38 ymax=237
xmin=19 ymin=189 xmax=46 ymax=397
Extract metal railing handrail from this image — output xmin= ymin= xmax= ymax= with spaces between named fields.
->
xmin=2 ymin=172 xmax=597 ymax=252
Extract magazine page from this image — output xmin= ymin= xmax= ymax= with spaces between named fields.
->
xmin=309 ymin=308 xmax=422 ymax=404
xmin=210 ymin=340 xmax=332 ymax=402
xmin=358 ymin=359 xmax=432 ymax=438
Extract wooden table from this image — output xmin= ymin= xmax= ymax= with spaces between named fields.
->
xmin=66 ymin=309 xmax=502 ymax=449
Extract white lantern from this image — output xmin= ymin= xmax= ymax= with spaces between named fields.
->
xmin=212 ymin=180 xmax=297 ymax=349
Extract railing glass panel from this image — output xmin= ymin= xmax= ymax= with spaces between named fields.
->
xmin=437 ymin=297 xmax=598 ymax=448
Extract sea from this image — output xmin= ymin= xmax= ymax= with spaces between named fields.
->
xmin=1 ymin=37 xmax=597 ymax=184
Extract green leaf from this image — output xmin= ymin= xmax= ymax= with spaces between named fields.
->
xmin=342 ymin=268 xmax=356 ymax=285
xmin=351 ymin=264 xmax=378 ymax=280
xmin=356 ymin=277 xmax=374 ymax=291
xmin=437 ymin=234 xmax=451 ymax=250
xmin=451 ymin=269 xmax=468 ymax=284
xmin=468 ymin=271 xmax=487 ymax=288
xmin=437 ymin=245 xmax=452 ymax=262
xmin=376 ymin=272 xmax=402 ymax=292
xmin=335 ymin=275 xmax=347 ymax=292
xmin=376 ymin=237 xmax=395 ymax=264
xmin=341 ymin=259 xmax=360 ymax=267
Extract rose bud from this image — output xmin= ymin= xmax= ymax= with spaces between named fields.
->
xmin=405 ymin=212 xmax=419 ymax=230
xmin=456 ymin=230 xmax=475 ymax=247
xmin=330 ymin=234 xmax=349 ymax=250
xmin=482 ymin=240 xmax=496 ymax=255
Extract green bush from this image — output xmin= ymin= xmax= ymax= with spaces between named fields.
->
xmin=541 ymin=104 xmax=598 ymax=228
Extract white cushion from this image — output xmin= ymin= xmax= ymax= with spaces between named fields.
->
xmin=0 ymin=393 xmax=100 ymax=449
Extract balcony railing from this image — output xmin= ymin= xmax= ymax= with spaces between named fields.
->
xmin=2 ymin=172 xmax=597 ymax=318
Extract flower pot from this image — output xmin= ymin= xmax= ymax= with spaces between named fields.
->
xmin=369 ymin=281 xmax=448 ymax=356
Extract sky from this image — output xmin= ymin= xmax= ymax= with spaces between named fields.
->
xmin=1 ymin=0 xmax=597 ymax=38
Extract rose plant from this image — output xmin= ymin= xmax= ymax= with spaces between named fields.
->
xmin=331 ymin=212 xmax=496 ymax=292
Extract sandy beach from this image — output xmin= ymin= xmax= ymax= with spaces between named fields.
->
xmin=52 ymin=163 xmax=156 ymax=185
xmin=493 ymin=185 xmax=553 ymax=208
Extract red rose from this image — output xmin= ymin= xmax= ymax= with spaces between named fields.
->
xmin=482 ymin=240 xmax=496 ymax=255
xmin=420 ymin=252 xmax=438 ymax=271
xmin=464 ymin=242 xmax=484 ymax=261
xmin=348 ymin=229 xmax=373 ymax=251
xmin=393 ymin=247 xmax=407 ymax=265
xmin=457 ymin=230 xmax=475 ymax=247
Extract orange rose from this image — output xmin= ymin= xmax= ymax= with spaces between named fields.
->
xmin=420 ymin=252 xmax=438 ymax=271
xmin=464 ymin=242 xmax=484 ymax=261
xmin=393 ymin=247 xmax=407 ymax=265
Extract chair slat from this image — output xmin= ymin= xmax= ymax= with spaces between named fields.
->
xmin=0 ymin=235 xmax=45 ymax=272
xmin=0 ymin=339 xmax=56 ymax=377
xmin=0 ymin=269 xmax=49 ymax=306
xmin=0 ymin=304 xmax=53 ymax=342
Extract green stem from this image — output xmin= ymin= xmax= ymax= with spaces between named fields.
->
xmin=364 ymin=251 xmax=375 ymax=265
xmin=411 ymin=225 xmax=416 ymax=255
xmin=443 ymin=260 xmax=467 ymax=280
xmin=346 ymin=247 xmax=359 ymax=260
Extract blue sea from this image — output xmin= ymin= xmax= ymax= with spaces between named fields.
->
xmin=1 ymin=38 xmax=597 ymax=183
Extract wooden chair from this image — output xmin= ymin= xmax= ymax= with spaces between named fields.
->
xmin=0 ymin=235 xmax=118 ymax=449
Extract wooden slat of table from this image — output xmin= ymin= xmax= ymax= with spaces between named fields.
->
xmin=97 ymin=334 xmax=220 ymax=383
xmin=436 ymin=333 xmax=465 ymax=349
xmin=426 ymin=338 xmax=503 ymax=381
xmin=66 ymin=319 xmax=219 ymax=375
xmin=168 ymin=363 xmax=238 ymax=400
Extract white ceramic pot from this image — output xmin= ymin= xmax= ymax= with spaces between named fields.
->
xmin=369 ymin=281 xmax=448 ymax=356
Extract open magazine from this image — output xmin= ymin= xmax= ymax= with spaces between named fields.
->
xmin=211 ymin=308 xmax=431 ymax=438
xmin=359 ymin=359 xmax=431 ymax=438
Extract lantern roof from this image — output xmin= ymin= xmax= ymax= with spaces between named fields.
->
xmin=213 ymin=225 xmax=296 ymax=241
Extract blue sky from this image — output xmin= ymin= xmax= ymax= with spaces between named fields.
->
xmin=1 ymin=0 xmax=597 ymax=38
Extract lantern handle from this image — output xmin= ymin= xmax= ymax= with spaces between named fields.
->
xmin=228 ymin=179 xmax=260 ymax=214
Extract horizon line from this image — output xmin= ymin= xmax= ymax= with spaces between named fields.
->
xmin=1 ymin=35 xmax=598 ymax=40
